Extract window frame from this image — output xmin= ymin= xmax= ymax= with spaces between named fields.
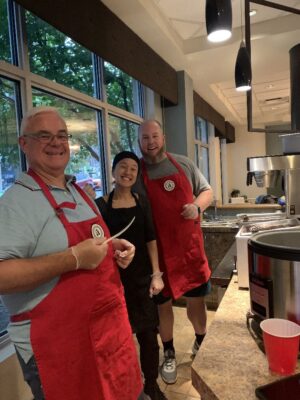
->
xmin=194 ymin=116 xmax=210 ymax=182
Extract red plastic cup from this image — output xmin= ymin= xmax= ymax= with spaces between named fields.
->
xmin=260 ymin=318 xmax=300 ymax=376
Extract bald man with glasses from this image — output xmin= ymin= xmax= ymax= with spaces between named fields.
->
xmin=0 ymin=107 xmax=144 ymax=400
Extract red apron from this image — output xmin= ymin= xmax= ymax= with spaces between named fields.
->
xmin=11 ymin=169 xmax=142 ymax=400
xmin=141 ymin=153 xmax=211 ymax=299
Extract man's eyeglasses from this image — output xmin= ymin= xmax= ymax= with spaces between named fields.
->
xmin=23 ymin=132 xmax=72 ymax=143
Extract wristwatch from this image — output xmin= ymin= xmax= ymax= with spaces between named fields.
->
xmin=194 ymin=204 xmax=201 ymax=215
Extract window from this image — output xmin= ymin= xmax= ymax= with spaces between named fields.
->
xmin=104 ymin=62 xmax=143 ymax=116
xmin=32 ymin=89 xmax=104 ymax=196
xmin=0 ymin=77 xmax=16 ymax=338
xmin=195 ymin=116 xmax=208 ymax=144
xmin=25 ymin=11 xmax=95 ymax=97
xmin=108 ymin=114 xmax=140 ymax=161
xmin=0 ymin=299 xmax=9 ymax=337
xmin=0 ymin=76 xmax=21 ymax=197
xmin=0 ymin=0 xmax=12 ymax=63
xmin=194 ymin=116 xmax=210 ymax=181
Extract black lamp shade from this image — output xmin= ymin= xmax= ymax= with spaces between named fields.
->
xmin=235 ymin=41 xmax=252 ymax=91
xmin=206 ymin=0 xmax=232 ymax=43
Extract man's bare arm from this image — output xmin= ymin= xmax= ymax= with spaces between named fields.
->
xmin=0 ymin=238 xmax=108 ymax=294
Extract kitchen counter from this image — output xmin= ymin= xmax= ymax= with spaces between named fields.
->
xmin=210 ymin=242 xmax=235 ymax=287
xmin=202 ymin=225 xmax=238 ymax=310
xmin=216 ymin=204 xmax=282 ymax=209
xmin=191 ymin=275 xmax=300 ymax=399
xmin=201 ymin=223 xmax=239 ymax=231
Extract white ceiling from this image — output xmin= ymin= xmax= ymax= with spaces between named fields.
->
xmin=102 ymin=0 xmax=300 ymax=130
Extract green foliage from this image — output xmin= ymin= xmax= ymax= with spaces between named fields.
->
xmin=0 ymin=0 xmax=11 ymax=62
xmin=0 ymin=77 xmax=20 ymax=192
xmin=104 ymin=62 xmax=134 ymax=112
xmin=25 ymin=11 xmax=94 ymax=97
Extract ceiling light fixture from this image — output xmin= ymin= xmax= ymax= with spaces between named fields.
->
xmin=235 ymin=1 xmax=252 ymax=91
xmin=249 ymin=9 xmax=257 ymax=17
xmin=205 ymin=0 xmax=232 ymax=43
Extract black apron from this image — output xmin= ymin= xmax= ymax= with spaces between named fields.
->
xmin=95 ymin=191 xmax=159 ymax=333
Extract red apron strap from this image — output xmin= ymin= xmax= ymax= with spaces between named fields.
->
xmin=72 ymin=182 xmax=100 ymax=215
xmin=165 ymin=152 xmax=186 ymax=175
xmin=141 ymin=152 xmax=184 ymax=181
xmin=27 ymin=169 xmax=75 ymax=227
xmin=10 ymin=312 xmax=31 ymax=322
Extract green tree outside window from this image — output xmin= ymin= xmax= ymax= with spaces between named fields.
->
xmin=25 ymin=11 xmax=95 ymax=97
xmin=0 ymin=0 xmax=12 ymax=63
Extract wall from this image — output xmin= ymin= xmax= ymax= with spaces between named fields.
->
xmin=226 ymin=126 xmax=266 ymax=203
xmin=164 ymin=71 xmax=194 ymax=158
xmin=144 ymin=88 xmax=163 ymax=124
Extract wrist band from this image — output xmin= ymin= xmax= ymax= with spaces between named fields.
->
xmin=151 ymin=271 xmax=163 ymax=278
xmin=193 ymin=203 xmax=201 ymax=215
xmin=71 ymin=246 xmax=80 ymax=270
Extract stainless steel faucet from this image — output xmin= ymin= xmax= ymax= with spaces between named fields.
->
xmin=212 ymin=198 xmax=218 ymax=220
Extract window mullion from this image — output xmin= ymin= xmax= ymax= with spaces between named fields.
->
xmin=102 ymin=108 xmax=113 ymax=194
xmin=7 ymin=0 xmax=18 ymax=65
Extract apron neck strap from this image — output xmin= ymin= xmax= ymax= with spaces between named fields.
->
xmin=27 ymin=169 xmax=75 ymax=224
xmin=72 ymin=182 xmax=100 ymax=215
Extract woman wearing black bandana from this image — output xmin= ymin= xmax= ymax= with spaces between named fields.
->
xmin=95 ymin=151 xmax=167 ymax=400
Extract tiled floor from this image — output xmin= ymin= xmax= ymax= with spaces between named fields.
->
xmin=137 ymin=306 xmax=215 ymax=400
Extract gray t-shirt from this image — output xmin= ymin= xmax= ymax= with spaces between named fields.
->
xmin=0 ymin=173 xmax=98 ymax=361
xmin=134 ymin=153 xmax=211 ymax=196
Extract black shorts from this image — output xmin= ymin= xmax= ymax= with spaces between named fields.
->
xmin=153 ymin=280 xmax=211 ymax=305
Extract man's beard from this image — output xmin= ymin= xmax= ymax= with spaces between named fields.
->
xmin=140 ymin=145 xmax=166 ymax=164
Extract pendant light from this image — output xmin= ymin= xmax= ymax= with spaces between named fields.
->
xmin=235 ymin=41 xmax=252 ymax=91
xmin=205 ymin=0 xmax=232 ymax=43
xmin=234 ymin=1 xmax=252 ymax=91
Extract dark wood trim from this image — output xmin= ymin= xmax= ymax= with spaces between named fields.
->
xmin=193 ymin=91 xmax=225 ymax=136
xmin=14 ymin=0 xmax=178 ymax=105
xmin=225 ymin=121 xmax=235 ymax=143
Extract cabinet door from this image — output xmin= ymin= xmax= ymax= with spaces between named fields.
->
xmin=203 ymin=231 xmax=237 ymax=272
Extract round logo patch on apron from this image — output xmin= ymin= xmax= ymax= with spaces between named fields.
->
xmin=164 ymin=180 xmax=175 ymax=192
xmin=91 ymin=224 xmax=105 ymax=238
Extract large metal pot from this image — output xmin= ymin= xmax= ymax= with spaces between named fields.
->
xmin=248 ymin=229 xmax=300 ymax=325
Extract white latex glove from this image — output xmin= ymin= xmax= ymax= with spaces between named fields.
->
xmin=71 ymin=238 xmax=108 ymax=270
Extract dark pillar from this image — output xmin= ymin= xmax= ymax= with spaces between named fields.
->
xmin=290 ymin=43 xmax=300 ymax=131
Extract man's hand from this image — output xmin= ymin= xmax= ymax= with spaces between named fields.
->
xmin=71 ymin=238 xmax=108 ymax=270
xmin=181 ymin=203 xmax=199 ymax=220
xmin=112 ymin=239 xmax=135 ymax=269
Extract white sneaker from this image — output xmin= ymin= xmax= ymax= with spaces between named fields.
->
xmin=160 ymin=349 xmax=177 ymax=384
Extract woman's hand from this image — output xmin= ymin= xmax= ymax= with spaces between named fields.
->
xmin=112 ymin=239 xmax=135 ymax=269
xmin=83 ymin=183 xmax=96 ymax=200
xmin=149 ymin=272 xmax=164 ymax=297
